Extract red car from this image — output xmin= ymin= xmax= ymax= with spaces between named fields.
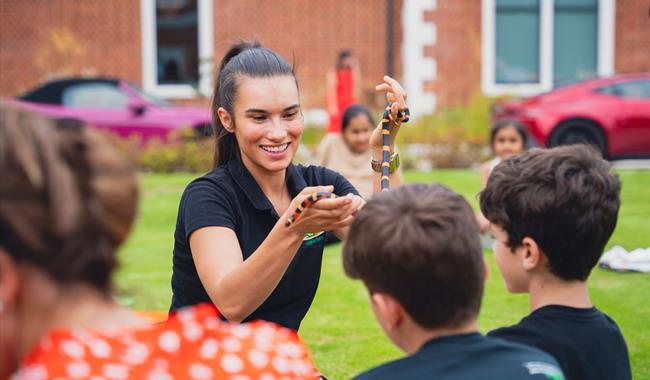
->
xmin=493 ymin=74 xmax=650 ymax=158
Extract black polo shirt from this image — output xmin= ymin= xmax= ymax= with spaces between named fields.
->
xmin=488 ymin=305 xmax=632 ymax=380
xmin=170 ymin=156 xmax=358 ymax=330
xmin=354 ymin=333 xmax=565 ymax=380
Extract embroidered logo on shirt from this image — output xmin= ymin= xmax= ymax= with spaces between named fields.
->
xmin=303 ymin=231 xmax=325 ymax=246
xmin=523 ymin=362 xmax=565 ymax=380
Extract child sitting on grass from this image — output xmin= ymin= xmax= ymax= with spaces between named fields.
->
xmin=480 ymin=145 xmax=632 ymax=380
xmin=477 ymin=119 xmax=528 ymax=233
xmin=343 ymin=184 xmax=565 ymax=380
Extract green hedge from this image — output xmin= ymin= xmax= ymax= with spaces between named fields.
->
xmin=113 ymin=96 xmax=499 ymax=172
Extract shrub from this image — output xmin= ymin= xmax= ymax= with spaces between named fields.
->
xmin=113 ymin=129 xmax=213 ymax=173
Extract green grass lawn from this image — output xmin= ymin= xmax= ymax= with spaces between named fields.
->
xmin=116 ymin=169 xmax=650 ymax=379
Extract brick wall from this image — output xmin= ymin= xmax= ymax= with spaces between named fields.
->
xmin=428 ymin=0 xmax=482 ymax=109
xmin=0 ymin=0 xmax=141 ymax=98
xmin=615 ymin=0 xmax=650 ymax=73
xmin=212 ymin=0 xmax=403 ymax=110
xmin=0 ymin=0 xmax=403 ymax=111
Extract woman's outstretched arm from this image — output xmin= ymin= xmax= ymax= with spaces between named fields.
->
xmin=190 ymin=186 xmax=357 ymax=322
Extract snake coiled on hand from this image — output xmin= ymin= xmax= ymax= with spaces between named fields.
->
xmin=285 ymin=105 xmax=410 ymax=227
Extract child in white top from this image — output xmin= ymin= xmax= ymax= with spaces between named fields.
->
xmin=477 ymin=120 xmax=528 ymax=233
xmin=318 ymin=105 xmax=376 ymax=199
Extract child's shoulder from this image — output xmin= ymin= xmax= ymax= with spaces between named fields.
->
xmin=488 ymin=305 xmax=628 ymax=354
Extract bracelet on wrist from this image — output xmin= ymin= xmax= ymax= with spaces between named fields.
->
xmin=371 ymin=152 xmax=400 ymax=174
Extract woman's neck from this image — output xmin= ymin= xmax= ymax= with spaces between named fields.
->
xmin=240 ymin=154 xmax=289 ymax=206
xmin=17 ymin=266 xmax=146 ymax=358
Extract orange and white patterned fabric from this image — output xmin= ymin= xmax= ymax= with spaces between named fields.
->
xmin=12 ymin=304 xmax=319 ymax=380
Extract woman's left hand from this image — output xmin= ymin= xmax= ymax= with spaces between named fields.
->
xmin=370 ymin=75 xmax=408 ymax=153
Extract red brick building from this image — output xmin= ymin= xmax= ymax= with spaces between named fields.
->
xmin=405 ymin=0 xmax=649 ymax=114
xmin=0 ymin=0 xmax=647 ymax=118
xmin=0 ymin=0 xmax=402 ymax=116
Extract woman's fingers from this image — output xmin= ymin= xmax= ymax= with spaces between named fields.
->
xmin=309 ymin=196 xmax=352 ymax=210
xmin=375 ymin=76 xmax=407 ymax=111
xmin=299 ymin=185 xmax=334 ymax=196
xmin=331 ymin=214 xmax=355 ymax=229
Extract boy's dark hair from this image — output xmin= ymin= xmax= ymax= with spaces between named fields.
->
xmin=490 ymin=119 xmax=528 ymax=149
xmin=480 ymin=145 xmax=621 ymax=281
xmin=343 ymin=184 xmax=484 ymax=329
xmin=341 ymin=104 xmax=375 ymax=133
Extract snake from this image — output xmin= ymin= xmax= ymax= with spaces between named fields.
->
xmin=284 ymin=104 xmax=410 ymax=227
xmin=379 ymin=104 xmax=410 ymax=191
xmin=285 ymin=192 xmax=338 ymax=227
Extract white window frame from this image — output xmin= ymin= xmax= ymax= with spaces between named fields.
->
xmin=482 ymin=0 xmax=614 ymax=97
xmin=141 ymin=0 xmax=214 ymax=99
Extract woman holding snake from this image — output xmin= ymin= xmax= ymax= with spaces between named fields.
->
xmin=170 ymin=41 xmax=409 ymax=331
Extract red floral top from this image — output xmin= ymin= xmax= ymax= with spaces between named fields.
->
xmin=12 ymin=304 xmax=319 ymax=380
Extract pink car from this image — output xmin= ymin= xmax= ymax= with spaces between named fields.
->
xmin=493 ymin=73 xmax=650 ymax=158
xmin=9 ymin=77 xmax=212 ymax=143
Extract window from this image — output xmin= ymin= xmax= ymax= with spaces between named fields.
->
xmin=156 ymin=0 xmax=199 ymax=85
xmin=482 ymin=0 xmax=614 ymax=96
xmin=141 ymin=0 xmax=213 ymax=98
xmin=495 ymin=0 xmax=540 ymax=84
xmin=612 ymin=81 xmax=650 ymax=99
xmin=553 ymin=0 xmax=598 ymax=84
xmin=62 ymin=83 xmax=130 ymax=108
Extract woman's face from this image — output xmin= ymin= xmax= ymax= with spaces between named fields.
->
xmin=225 ymin=75 xmax=303 ymax=175
xmin=493 ymin=125 xmax=525 ymax=160
xmin=342 ymin=114 xmax=373 ymax=154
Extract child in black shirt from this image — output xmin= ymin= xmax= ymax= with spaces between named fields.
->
xmin=480 ymin=145 xmax=632 ymax=380
xmin=343 ymin=184 xmax=565 ymax=380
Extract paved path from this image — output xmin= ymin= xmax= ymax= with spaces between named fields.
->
xmin=611 ymin=159 xmax=650 ymax=170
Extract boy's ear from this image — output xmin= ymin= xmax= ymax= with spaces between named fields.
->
xmin=520 ymin=236 xmax=542 ymax=271
xmin=217 ymin=107 xmax=234 ymax=132
xmin=370 ymin=293 xmax=404 ymax=332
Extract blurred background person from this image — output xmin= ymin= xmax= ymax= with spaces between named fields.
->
xmin=318 ymin=104 xmax=376 ymax=199
xmin=325 ymin=50 xmax=360 ymax=134
xmin=0 ymin=104 xmax=317 ymax=379
xmin=476 ymin=119 xmax=528 ymax=233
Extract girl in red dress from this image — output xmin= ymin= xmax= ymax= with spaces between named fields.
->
xmin=325 ymin=50 xmax=360 ymax=134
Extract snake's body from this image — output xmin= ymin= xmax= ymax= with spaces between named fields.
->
xmin=285 ymin=105 xmax=410 ymax=227
xmin=284 ymin=192 xmax=337 ymax=227
xmin=379 ymin=105 xmax=410 ymax=192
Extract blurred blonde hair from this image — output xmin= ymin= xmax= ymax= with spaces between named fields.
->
xmin=0 ymin=104 xmax=138 ymax=292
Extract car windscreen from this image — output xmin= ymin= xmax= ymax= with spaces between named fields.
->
xmin=126 ymin=83 xmax=170 ymax=107
xmin=62 ymin=83 xmax=131 ymax=108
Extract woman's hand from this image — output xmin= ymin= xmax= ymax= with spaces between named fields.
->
xmin=283 ymin=186 xmax=365 ymax=236
xmin=370 ymin=75 xmax=408 ymax=153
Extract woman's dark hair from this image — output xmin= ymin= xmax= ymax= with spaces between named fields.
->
xmin=336 ymin=49 xmax=353 ymax=70
xmin=490 ymin=119 xmax=528 ymax=149
xmin=211 ymin=41 xmax=297 ymax=168
xmin=341 ymin=104 xmax=375 ymax=133
xmin=0 ymin=105 xmax=138 ymax=293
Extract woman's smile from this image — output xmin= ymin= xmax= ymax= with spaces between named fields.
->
xmin=260 ymin=142 xmax=290 ymax=155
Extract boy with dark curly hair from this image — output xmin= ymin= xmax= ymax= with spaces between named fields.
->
xmin=480 ymin=145 xmax=631 ymax=380
xmin=344 ymin=184 xmax=564 ymax=380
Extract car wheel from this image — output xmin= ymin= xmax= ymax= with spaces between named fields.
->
xmin=193 ymin=123 xmax=214 ymax=140
xmin=549 ymin=120 xmax=607 ymax=158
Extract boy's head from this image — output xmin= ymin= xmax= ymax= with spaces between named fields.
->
xmin=480 ymin=145 xmax=621 ymax=291
xmin=343 ymin=184 xmax=485 ymax=348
